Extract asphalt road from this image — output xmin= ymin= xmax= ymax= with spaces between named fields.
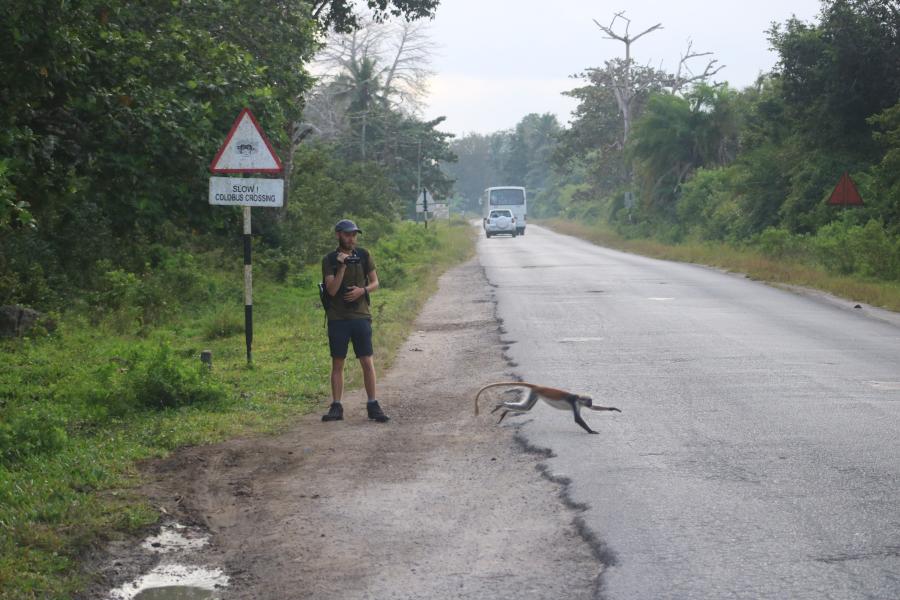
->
xmin=478 ymin=224 xmax=900 ymax=600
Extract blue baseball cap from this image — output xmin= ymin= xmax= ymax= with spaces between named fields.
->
xmin=335 ymin=219 xmax=362 ymax=233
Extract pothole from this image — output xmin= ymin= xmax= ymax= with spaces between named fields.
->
xmin=141 ymin=523 xmax=209 ymax=553
xmin=105 ymin=522 xmax=228 ymax=600
xmin=108 ymin=564 xmax=228 ymax=599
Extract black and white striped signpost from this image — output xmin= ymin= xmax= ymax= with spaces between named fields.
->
xmin=209 ymin=108 xmax=284 ymax=364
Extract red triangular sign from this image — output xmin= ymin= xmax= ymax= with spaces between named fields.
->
xmin=210 ymin=108 xmax=283 ymax=174
xmin=827 ymin=172 xmax=864 ymax=206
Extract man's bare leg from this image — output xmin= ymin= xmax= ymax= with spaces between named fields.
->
xmin=359 ymin=355 xmax=389 ymax=422
xmin=359 ymin=355 xmax=376 ymax=400
xmin=322 ymin=357 xmax=346 ymax=421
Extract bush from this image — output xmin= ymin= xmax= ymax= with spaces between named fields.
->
xmin=88 ymin=251 xmax=216 ymax=331
xmin=755 ymin=227 xmax=806 ymax=260
xmin=812 ymin=218 xmax=900 ymax=279
xmin=202 ymin=308 xmax=245 ymax=340
xmin=84 ymin=343 xmax=227 ymax=413
xmin=371 ymin=222 xmax=437 ymax=289
xmin=0 ymin=406 xmax=68 ymax=467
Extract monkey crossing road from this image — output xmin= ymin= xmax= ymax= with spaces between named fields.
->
xmin=474 ymin=381 xmax=620 ymax=433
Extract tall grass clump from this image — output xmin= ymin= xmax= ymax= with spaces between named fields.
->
xmin=96 ymin=343 xmax=227 ymax=412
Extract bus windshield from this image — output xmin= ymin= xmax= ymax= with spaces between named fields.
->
xmin=489 ymin=188 xmax=525 ymax=205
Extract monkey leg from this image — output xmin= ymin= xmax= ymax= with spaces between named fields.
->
xmin=588 ymin=405 xmax=622 ymax=413
xmin=494 ymin=405 xmax=529 ymax=424
xmin=572 ymin=405 xmax=599 ymax=434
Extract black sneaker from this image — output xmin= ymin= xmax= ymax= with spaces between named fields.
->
xmin=322 ymin=402 xmax=343 ymax=422
xmin=366 ymin=401 xmax=390 ymax=423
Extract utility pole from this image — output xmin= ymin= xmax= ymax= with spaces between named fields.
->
xmin=417 ymin=139 xmax=423 ymax=226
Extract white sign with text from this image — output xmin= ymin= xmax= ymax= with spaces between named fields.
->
xmin=209 ymin=177 xmax=284 ymax=207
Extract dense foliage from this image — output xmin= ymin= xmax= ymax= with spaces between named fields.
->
xmin=0 ymin=0 xmax=446 ymax=310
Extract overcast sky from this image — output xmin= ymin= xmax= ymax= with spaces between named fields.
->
xmin=422 ymin=0 xmax=823 ymax=136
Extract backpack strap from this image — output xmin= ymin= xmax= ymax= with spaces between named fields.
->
xmin=356 ymin=247 xmax=371 ymax=305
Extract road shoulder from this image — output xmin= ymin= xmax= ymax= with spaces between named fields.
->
xmin=89 ymin=257 xmax=604 ymax=599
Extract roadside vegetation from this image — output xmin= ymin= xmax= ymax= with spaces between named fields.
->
xmin=444 ymin=0 xmax=900 ymax=307
xmin=0 ymin=219 xmax=473 ymax=599
xmin=1 ymin=1 xmax=462 ymax=597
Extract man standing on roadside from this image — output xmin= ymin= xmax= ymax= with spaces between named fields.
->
xmin=320 ymin=219 xmax=389 ymax=423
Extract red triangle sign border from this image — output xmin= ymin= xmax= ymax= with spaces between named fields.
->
xmin=827 ymin=171 xmax=864 ymax=206
xmin=210 ymin=108 xmax=283 ymax=174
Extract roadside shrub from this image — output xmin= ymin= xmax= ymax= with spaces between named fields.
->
xmin=677 ymin=167 xmax=741 ymax=241
xmin=0 ymin=406 xmax=68 ymax=467
xmin=153 ymin=252 xmax=209 ymax=306
xmin=812 ymin=218 xmax=900 ymax=279
xmin=83 ymin=343 xmax=227 ymax=413
xmin=372 ymin=222 xmax=436 ymax=289
xmin=125 ymin=343 xmax=226 ymax=410
xmin=88 ymin=251 xmax=216 ymax=331
xmin=812 ymin=220 xmax=856 ymax=274
xmin=92 ymin=262 xmax=140 ymax=310
xmin=202 ymin=307 xmax=244 ymax=340
xmin=257 ymin=248 xmax=295 ymax=283
xmin=755 ymin=227 xmax=807 ymax=260
xmin=850 ymin=220 xmax=900 ymax=280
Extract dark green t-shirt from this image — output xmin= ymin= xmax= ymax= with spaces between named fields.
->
xmin=321 ymin=247 xmax=376 ymax=320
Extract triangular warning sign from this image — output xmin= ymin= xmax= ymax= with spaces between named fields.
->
xmin=210 ymin=108 xmax=283 ymax=174
xmin=827 ymin=172 xmax=864 ymax=206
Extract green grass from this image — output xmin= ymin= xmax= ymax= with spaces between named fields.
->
xmin=541 ymin=218 xmax=900 ymax=312
xmin=0 ymin=219 xmax=475 ymax=600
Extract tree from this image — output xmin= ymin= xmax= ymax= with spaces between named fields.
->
xmin=556 ymin=62 xmax=668 ymax=196
xmin=306 ymin=17 xmax=436 ymax=158
xmin=769 ymin=0 xmax=900 ymax=157
xmin=0 ymin=0 xmax=317 ymax=304
xmin=503 ymin=113 xmax=562 ymax=191
xmin=311 ymin=0 xmax=440 ymax=33
xmin=592 ymin=12 xmax=663 ymax=145
xmin=630 ymin=85 xmax=742 ymax=208
xmin=443 ymin=134 xmax=498 ymax=211
xmin=592 ymin=12 xmax=723 ymax=145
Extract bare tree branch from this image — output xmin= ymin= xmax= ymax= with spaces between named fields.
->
xmin=592 ymin=12 xmax=663 ymax=144
xmin=593 ymin=13 xmax=662 ymax=46
xmin=669 ymin=40 xmax=725 ymax=94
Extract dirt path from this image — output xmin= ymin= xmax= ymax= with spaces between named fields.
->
xmin=93 ymin=258 xmax=605 ymax=599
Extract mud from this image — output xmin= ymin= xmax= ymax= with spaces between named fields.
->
xmin=86 ymin=258 xmax=604 ymax=599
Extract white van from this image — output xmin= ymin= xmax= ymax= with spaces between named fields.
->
xmin=481 ymin=186 xmax=526 ymax=236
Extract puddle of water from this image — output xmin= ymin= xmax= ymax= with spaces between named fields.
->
xmin=108 ymin=565 xmax=228 ymax=600
xmin=134 ymin=586 xmax=217 ymax=599
xmin=141 ymin=524 xmax=209 ymax=553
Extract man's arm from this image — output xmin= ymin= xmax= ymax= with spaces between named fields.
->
xmin=365 ymin=269 xmax=379 ymax=294
xmin=324 ymin=253 xmax=349 ymax=297
xmin=342 ymin=268 xmax=377 ymax=303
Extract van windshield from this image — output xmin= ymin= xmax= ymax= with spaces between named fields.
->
xmin=489 ymin=188 xmax=524 ymax=205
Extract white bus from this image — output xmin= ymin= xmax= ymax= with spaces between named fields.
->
xmin=481 ymin=186 xmax=527 ymax=236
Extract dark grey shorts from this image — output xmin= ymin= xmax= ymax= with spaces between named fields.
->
xmin=327 ymin=318 xmax=373 ymax=358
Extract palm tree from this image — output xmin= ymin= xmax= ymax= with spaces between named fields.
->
xmin=330 ymin=54 xmax=387 ymax=159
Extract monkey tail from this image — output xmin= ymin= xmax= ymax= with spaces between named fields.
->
xmin=474 ymin=382 xmax=535 ymax=416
